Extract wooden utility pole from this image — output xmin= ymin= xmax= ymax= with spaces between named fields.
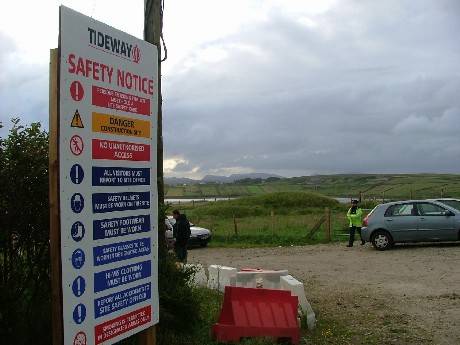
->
xmin=144 ymin=0 xmax=164 ymax=204
xmin=142 ymin=1 xmax=164 ymax=344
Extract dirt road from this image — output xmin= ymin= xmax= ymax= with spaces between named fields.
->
xmin=189 ymin=243 xmax=460 ymax=344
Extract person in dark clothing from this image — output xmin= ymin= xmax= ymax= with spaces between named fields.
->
xmin=172 ymin=209 xmax=191 ymax=262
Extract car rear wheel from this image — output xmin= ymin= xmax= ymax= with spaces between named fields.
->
xmin=200 ymin=240 xmax=208 ymax=247
xmin=371 ymin=230 xmax=393 ymax=251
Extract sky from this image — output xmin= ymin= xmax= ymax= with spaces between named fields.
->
xmin=1 ymin=0 xmax=459 ymax=178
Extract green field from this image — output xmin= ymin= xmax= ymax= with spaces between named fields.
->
xmin=171 ymin=192 xmax=357 ymax=247
xmin=166 ymin=174 xmax=460 ymax=200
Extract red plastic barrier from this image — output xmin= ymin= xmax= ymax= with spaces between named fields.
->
xmin=212 ymin=286 xmax=300 ymax=344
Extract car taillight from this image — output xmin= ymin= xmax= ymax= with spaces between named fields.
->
xmin=363 ymin=216 xmax=369 ymax=227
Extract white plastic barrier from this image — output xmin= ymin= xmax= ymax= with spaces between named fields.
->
xmin=184 ymin=263 xmax=208 ymax=287
xmin=207 ymin=265 xmax=237 ymax=292
xmin=280 ymin=275 xmax=316 ymax=330
xmin=235 ymin=269 xmax=288 ymax=289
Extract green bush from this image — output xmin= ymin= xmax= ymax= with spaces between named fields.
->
xmin=0 ymin=120 xmax=51 ymax=345
xmin=157 ymin=255 xmax=204 ymax=344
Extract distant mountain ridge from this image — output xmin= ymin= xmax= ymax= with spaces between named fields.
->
xmin=165 ymin=173 xmax=283 ymax=185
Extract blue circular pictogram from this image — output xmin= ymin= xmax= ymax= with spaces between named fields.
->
xmin=71 ymin=193 xmax=84 ymax=213
xmin=73 ymin=303 xmax=86 ymax=324
xmin=71 ymin=221 xmax=85 ymax=242
xmin=72 ymin=276 xmax=86 ymax=297
xmin=71 ymin=248 xmax=85 ymax=269
xmin=70 ymin=164 xmax=84 ymax=184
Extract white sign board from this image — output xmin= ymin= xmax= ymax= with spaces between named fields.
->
xmin=59 ymin=6 xmax=158 ymax=345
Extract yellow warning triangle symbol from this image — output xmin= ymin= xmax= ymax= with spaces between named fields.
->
xmin=71 ymin=110 xmax=84 ymax=128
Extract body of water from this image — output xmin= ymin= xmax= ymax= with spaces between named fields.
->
xmin=165 ymin=197 xmax=235 ymax=204
xmin=166 ymin=197 xmax=352 ymax=204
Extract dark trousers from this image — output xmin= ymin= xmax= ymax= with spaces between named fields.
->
xmin=349 ymin=226 xmax=363 ymax=246
xmin=175 ymin=244 xmax=188 ymax=263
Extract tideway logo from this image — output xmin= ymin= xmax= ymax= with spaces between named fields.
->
xmin=88 ymin=27 xmax=141 ymax=63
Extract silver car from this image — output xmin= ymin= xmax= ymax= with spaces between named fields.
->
xmin=362 ymin=200 xmax=460 ymax=250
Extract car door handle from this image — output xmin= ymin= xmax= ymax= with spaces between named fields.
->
xmin=386 ymin=219 xmax=393 ymax=221
xmin=420 ymin=217 xmax=425 ymax=221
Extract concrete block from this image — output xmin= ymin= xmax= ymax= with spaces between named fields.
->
xmin=235 ymin=271 xmax=257 ymax=288
xmin=207 ymin=265 xmax=237 ymax=292
xmin=280 ymin=275 xmax=316 ymax=330
xmin=184 ymin=263 xmax=208 ymax=287
xmin=236 ymin=270 xmax=289 ymax=289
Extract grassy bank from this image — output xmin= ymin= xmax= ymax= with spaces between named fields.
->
xmin=172 ymin=192 xmax=354 ymax=247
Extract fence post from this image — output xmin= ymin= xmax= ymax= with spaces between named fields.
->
xmin=271 ymin=209 xmax=275 ymax=235
xmin=325 ymin=207 xmax=331 ymax=242
xmin=233 ymin=214 xmax=238 ymax=236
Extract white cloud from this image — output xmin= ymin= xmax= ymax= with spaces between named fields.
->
xmin=394 ymin=108 xmax=460 ymax=135
xmin=164 ymin=157 xmax=188 ymax=173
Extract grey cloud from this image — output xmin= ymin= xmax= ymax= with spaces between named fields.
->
xmin=0 ymin=33 xmax=48 ymax=130
xmin=163 ymin=0 xmax=460 ymax=177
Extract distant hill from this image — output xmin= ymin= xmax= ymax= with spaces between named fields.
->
xmin=165 ymin=173 xmax=460 ymax=200
xmin=165 ymin=173 xmax=283 ymax=185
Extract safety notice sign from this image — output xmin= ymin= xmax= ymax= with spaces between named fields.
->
xmin=58 ymin=6 xmax=158 ymax=344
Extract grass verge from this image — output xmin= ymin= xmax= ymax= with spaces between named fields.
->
xmin=119 ymin=286 xmax=431 ymax=345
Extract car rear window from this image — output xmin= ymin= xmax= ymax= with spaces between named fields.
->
xmin=437 ymin=200 xmax=460 ymax=211
xmin=417 ymin=203 xmax=446 ymax=216
xmin=366 ymin=205 xmax=378 ymax=217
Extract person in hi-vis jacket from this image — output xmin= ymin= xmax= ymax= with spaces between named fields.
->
xmin=346 ymin=199 xmax=364 ymax=247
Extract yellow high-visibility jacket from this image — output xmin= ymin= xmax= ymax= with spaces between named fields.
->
xmin=347 ymin=207 xmax=363 ymax=227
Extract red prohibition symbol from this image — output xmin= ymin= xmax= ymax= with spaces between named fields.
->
xmin=70 ymin=135 xmax=84 ymax=156
xmin=73 ymin=331 xmax=87 ymax=345
xmin=70 ymin=81 xmax=85 ymax=101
